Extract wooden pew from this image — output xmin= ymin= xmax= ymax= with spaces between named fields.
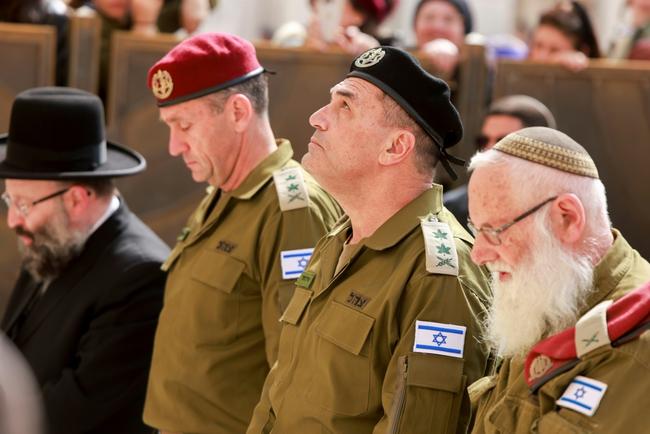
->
xmin=0 ymin=22 xmax=57 ymax=131
xmin=67 ymin=12 xmax=102 ymax=93
xmin=493 ymin=59 xmax=650 ymax=259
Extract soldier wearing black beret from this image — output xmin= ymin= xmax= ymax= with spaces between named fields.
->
xmin=247 ymin=46 xmax=492 ymax=434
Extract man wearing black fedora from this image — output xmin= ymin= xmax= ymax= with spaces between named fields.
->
xmin=0 ymin=87 xmax=170 ymax=434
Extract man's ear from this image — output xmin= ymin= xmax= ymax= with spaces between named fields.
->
xmin=63 ymin=185 xmax=92 ymax=220
xmin=226 ymin=94 xmax=253 ymax=133
xmin=378 ymin=130 xmax=416 ymax=167
xmin=549 ymin=193 xmax=586 ymax=244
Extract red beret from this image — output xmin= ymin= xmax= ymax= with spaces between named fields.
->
xmin=357 ymin=0 xmax=395 ymax=23
xmin=147 ymin=32 xmax=264 ymax=107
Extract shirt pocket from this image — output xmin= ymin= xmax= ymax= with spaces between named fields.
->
xmin=187 ymin=249 xmax=246 ymax=346
xmin=306 ymin=300 xmax=375 ymax=416
xmin=535 ymin=410 xmax=596 ymax=434
xmin=390 ymin=353 xmax=467 ymax=434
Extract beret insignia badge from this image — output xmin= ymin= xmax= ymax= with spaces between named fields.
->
xmin=151 ymin=69 xmax=174 ymax=99
xmin=529 ymin=354 xmax=553 ymax=380
xmin=355 ymin=47 xmax=385 ymax=68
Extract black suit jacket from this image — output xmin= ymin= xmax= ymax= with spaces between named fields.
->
xmin=1 ymin=202 xmax=170 ymax=434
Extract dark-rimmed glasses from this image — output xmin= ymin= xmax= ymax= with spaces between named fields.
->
xmin=467 ymin=196 xmax=557 ymax=246
xmin=1 ymin=187 xmax=71 ymax=218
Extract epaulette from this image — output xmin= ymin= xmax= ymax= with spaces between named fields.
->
xmin=420 ymin=213 xmax=459 ymax=276
xmin=525 ymin=281 xmax=650 ymax=392
xmin=272 ymin=166 xmax=309 ymax=211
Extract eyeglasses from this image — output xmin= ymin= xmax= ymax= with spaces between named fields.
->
xmin=467 ymin=196 xmax=557 ymax=246
xmin=1 ymin=187 xmax=71 ymax=218
xmin=475 ymin=134 xmax=506 ymax=151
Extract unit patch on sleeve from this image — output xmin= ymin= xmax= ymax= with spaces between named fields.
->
xmin=280 ymin=248 xmax=315 ymax=280
xmin=413 ymin=320 xmax=466 ymax=358
xmin=556 ymin=375 xmax=608 ymax=417
xmin=273 ymin=167 xmax=310 ymax=211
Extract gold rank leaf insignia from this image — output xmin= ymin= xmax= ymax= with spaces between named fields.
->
xmin=355 ymin=47 xmax=385 ymax=68
xmin=152 ymin=69 xmax=174 ymax=99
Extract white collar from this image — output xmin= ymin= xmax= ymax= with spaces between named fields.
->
xmin=88 ymin=195 xmax=120 ymax=237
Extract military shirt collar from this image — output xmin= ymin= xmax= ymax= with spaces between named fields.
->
xmin=582 ymin=229 xmax=633 ymax=314
xmin=229 ymin=139 xmax=293 ymax=200
xmin=331 ymin=185 xmax=443 ymax=251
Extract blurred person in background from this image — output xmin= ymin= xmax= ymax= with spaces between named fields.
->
xmin=0 ymin=0 xmax=70 ymax=86
xmin=610 ymin=0 xmax=650 ymax=60
xmin=412 ymin=0 xmax=472 ymax=75
xmin=528 ymin=0 xmax=601 ymax=71
xmin=444 ymin=95 xmax=556 ymax=230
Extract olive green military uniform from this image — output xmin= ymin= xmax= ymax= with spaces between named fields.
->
xmin=247 ymin=185 xmax=492 ymax=434
xmin=470 ymin=231 xmax=650 ymax=434
xmin=143 ymin=141 xmax=341 ymax=434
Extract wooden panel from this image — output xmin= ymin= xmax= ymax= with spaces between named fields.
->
xmin=493 ymin=59 xmax=650 ymax=259
xmin=68 ymin=13 xmax=101 ymax=93
xmin=0 ymin=22 xmax=56 ymax=131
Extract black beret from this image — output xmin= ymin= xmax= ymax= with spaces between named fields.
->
xmin=347 ymin=46 xmax=464 ymax=178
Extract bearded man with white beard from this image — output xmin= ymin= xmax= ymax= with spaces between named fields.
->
xmin=465 ymin=127 xmax=650 ymax=434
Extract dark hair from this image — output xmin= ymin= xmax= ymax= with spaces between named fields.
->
xmin=0 ymin=0 xmax=48 ymax=22
xmin=206 ymin=73 xmax=269 ymax=115
xmin=380 ymin=94 xmax=439 ymax=175
xmin=539 ymin=1 xmax=601 ymax=58
xmin=66 ymin=178 xmax=116 ymax=198
xmin=348 ymin=0 xmax=397 ymax=33
xmin=487 ymin=95 xmax=557 ymax=129
xmin=413 ymin=0 xmax=473 ymax=34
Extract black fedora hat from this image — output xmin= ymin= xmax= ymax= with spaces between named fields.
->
xmin=0 ymin=87 xmax=145 ymax=180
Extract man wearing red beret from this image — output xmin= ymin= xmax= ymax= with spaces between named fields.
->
xmin=142 ymin=32 xmax=341 ymax=434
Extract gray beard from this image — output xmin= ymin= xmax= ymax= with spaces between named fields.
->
xmin=17 ymin=218 xmax=87 ymax=283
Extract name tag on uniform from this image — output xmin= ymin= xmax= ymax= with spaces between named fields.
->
xmin=280 ymin=248 xmax=314 ymax=280
xmin=413 ymin=320 xmax=466 ymax=358
xmin=556 ymin=376 xmax=608 ymax=417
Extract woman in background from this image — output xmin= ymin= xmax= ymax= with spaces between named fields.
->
xmin=529 ymin=0 xmax=601 ymax=71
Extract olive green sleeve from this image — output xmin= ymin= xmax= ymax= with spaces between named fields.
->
xmin=378 ymin=272 xmax=491 ymax=434
xmin=256 ymin=206 xmax=330 ymax=366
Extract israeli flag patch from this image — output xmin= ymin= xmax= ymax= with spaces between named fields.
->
xmin=413 ymin=320 xmax=466 ymax=358
xmin=280 ymin=248 xmax=314 ymax=280
xmin=556 ymin=376 xmax=608 ymax=417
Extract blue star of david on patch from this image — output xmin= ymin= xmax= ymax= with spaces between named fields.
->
xmin=297 ymin=257 xmax=308 ymax=268
xmin=432 ymin=331 xmax=448 ymax=347
xmin=574 ymin=387 xmax=587 ymax=400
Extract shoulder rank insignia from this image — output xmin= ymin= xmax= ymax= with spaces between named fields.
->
xmin=556 ymin=375 xmax=608 ymax=417
xmin=420 ymin=215 xmax=458 ymax=276
xmin=575 ymin=299 xmax=613 ymax=358
xmin=273 ymin=167 xmax=310 ymax=211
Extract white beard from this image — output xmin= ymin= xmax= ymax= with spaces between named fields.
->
xmin=484 ymin=217 xmax=595 ymax=358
